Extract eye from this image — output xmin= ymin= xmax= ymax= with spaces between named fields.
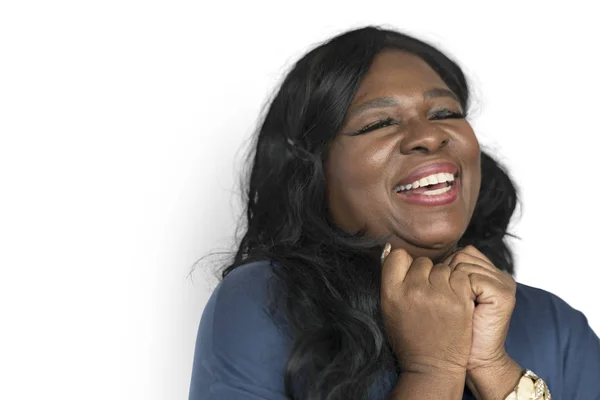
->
xmin=429 ymin=109 xmax=466 ymax=120
xmin=348 ymin=117 xmax=400 ymax=136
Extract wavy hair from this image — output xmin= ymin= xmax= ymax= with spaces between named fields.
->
xmin=221 ymin=25 xmax=519 ymax=400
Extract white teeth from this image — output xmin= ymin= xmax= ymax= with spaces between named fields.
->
xmin=395 ymin=172 xmax=455 ymax=192
xmin=423 ymin=185 xmax=452 ymax=196
xmin=427 ymin=176 xmax=438 ymax=185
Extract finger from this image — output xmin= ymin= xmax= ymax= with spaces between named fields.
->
xmin=444 ymin=248 xmax=491 ymax=268
xmin=453 ymin=262 xmax=503 ymax=284
xmin=460 ymin=245 xmax=494 ymax=265
xmin=449 ymin=269 xmax=476 ymax=302
xmin=468 ymin=273 xmax=514 ymax=304
xmin=405 ymin=256 xmax=434 ymax=283
xmin=442 ymin=246 xmax=461 ymax=265
xmin=442 ymin=244 xmax=491 ymax=265
xmin=428 ymin=263 xmax=451 ymax=288
xmin=381 ymin=247 xmax=413 ymax=286
xmin=446 ymin=250 xmax=496 ymax=273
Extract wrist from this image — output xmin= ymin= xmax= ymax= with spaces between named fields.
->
xmin=466 ymin=354 xmax=522 ymax=400
xmin=390 ymin=369 xmax=467 ymax=400
xmin=401 ymin=355 xmax=468 ymax=378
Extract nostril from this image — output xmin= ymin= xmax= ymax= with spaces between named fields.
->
xmin=413 ymin=146 xmax=429 ymax=152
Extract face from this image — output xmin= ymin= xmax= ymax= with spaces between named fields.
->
xmin=326 ymin=50 xmax=481 ymax=262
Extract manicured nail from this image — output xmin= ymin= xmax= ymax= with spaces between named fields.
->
xmin=380 ymin=243 xmax=391 ymax=265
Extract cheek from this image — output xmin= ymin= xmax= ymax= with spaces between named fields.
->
xmin=327 ymin=141 xmax=388 ymax=193
xmin=457 ymin=124 xmax=481 ymax=166
xmin=326 ymin=141 xmax=391 ymax=226
xmin=464 ymin=135 xmax=482 ymax=205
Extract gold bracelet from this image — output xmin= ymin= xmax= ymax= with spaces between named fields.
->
xmin=504 ymin=369 xmax=551 ymax=400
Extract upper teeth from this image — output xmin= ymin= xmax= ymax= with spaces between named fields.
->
xmin=395 ymin=172 xmax=455 ymax=192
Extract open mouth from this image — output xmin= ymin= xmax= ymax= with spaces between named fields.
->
xmin=403 ymin=181 xmax=453 ymax=196
xmin=392 ymin=172 xmax=460 ymax=206
xmin=394 ymin=172 xmax=458 ymax=196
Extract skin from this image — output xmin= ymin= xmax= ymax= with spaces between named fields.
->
xmin=326 ymin=49 xmax=481 ymax=264
xmin=326 ymin=50 xmax=523 ymax=399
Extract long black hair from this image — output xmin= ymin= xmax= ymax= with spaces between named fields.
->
xmin=221 ymin=25 xmax=519 ymax=400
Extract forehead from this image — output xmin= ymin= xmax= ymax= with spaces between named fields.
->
xmin=352 ymin=50 xmax=449 ymax=103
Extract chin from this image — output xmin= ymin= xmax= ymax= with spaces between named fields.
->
xmin=405 ymin=243 xmax=457 ymax=264
xmin=409 ymin=227 xmax=464 ymax=248
xmin=389 ymin=228 xmax=462 ymax=258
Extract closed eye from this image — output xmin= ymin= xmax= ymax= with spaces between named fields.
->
xmin=348 ymin=117 xmax=400 ymax=136
xmin=429 ymin=109 xmax=466 ymax=120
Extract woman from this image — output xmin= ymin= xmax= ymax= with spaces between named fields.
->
xmin=188 ymin=26 xmax=600 ymax=399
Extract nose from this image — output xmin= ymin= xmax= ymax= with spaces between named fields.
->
xmin=398 ymin=121 xmax=450 ymax=155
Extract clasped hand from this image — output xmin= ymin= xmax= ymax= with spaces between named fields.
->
xmin=380 ymin=245 xmax=517 ymax=380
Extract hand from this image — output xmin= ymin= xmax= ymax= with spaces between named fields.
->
xmin=443 ymin=245 xmax=522 ymax=400
xmin=442 ymin=245 xmax=517 ymax=371
xmin=380 ymin=245 xmax=475 ymax=377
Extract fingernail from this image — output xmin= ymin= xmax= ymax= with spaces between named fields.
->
xmin=380 ymin=243 xmax=391 ymax=265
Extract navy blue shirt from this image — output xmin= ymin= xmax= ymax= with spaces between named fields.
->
xmin=189 ymin=261 xmax=600 ymax=399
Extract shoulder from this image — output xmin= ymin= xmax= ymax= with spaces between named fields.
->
xmin=512 ymin=282 xmax=589 ymax=332
xmin=189 ymin=260 xmax=292 ymax=399
xmin=210 ymin=260 xmax=290 ymax=338
xmin=507 ymin=283 xmax=600 ymax=398
xmin=511 ymin=283 xmax=590 ymax=347
xmin=199 ymin=259 xmax=291 ymax=350
xmin=214 ymin=260 xmax=280 ymax=308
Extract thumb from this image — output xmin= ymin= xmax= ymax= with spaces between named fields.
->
xmin=468 ymin=273 xmax=499 ymax=304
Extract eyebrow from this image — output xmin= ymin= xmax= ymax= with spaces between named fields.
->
xmin=346 ymin=88 xmax=460 ymax=119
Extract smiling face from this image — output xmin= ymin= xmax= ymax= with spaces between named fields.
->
xmin=325 ymin=49 xmax=481 ymax=262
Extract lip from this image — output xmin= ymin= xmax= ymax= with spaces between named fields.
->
xmin=395 ymin=176 xmax=460 ymax=206
xmin=394 ymin=161 xmax=459 ymax=188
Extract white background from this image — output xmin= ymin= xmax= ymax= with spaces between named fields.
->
xmin=1 ymin=1 xmax=599 ymax=399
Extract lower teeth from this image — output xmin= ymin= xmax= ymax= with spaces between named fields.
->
xmin=423 ymin=185 xmax=452 ymax=196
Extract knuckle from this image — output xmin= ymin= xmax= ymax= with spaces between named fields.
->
xmin=450 ymin=253 xmax=462 ymax=263
xmin=464 ymin=244 xmax=478 ymax=252
xmin=454 ymin=263 xmax=469 ymax=272
xmin=414 ymin=256 xmax=432 ymax=265
xmin=450 ymin=268 xmax=468 ymax=278
xmin=432 ymin=263 xmax=448 ymax=272
xmin=453 ymin=253 xmax=470 ymax=264
xmin=386 ymin=248 xmax=407 ymax=262
xmin=433 ymin=264 xmax=451 ymax=277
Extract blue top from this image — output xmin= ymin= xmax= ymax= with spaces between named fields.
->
xmin=189 ymin=261 xmax=600 ymax=399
